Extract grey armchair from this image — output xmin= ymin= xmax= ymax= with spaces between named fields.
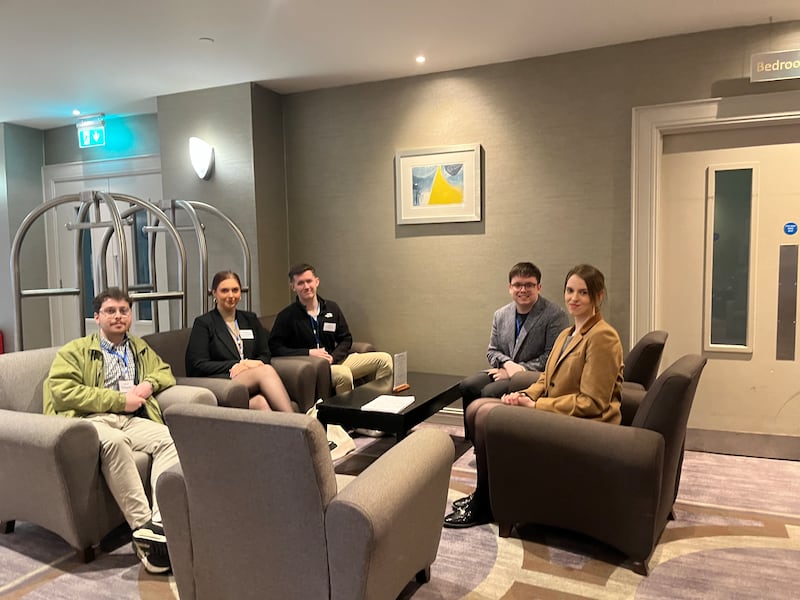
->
xmin=484 ymin=354 xmax=706 ymax=575
xmin=157 ymin=403 xmax=454 ymax=600
xmin=259 ymin=314 xmax=377 ymax=401
xmin=620 ymin=330 xmax=668 ymax=424
xmin=0 ymin=346 xmax=216 ymax=562
xmin=142 ymin=326 xmax=318 ymax=412
xmin=142 ymin=328 xmax=249 ymax=409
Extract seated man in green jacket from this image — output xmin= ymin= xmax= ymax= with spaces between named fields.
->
xmin=44 ymin=288 xmax=177 ymax=575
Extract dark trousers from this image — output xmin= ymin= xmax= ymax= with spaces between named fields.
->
xmin=459 ymin=372 xmax=511 ymax=440
xmin=464 ymin=398 xmax=505 ymax=516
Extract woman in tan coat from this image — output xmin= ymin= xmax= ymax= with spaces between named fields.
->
xmin=445 ymin=264 xmax=623 ymax=528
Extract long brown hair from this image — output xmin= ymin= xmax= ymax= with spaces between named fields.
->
xmin=564 ymin=264 xmax=606 ymax=310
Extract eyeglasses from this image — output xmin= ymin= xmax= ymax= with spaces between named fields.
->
xmin=99 ymin=307 xmax=131 ymax=316
xmin=510 ymin=282 xmax=539 ymax=290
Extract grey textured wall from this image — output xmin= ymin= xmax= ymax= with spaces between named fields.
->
xmin=0 ymin=124 xmax=47 ymax=350
xmin=156 ymin=83 xmax=285 ymax=322
xmin=0 ymin=124 xmax=9 ymax=349
xmin=282 ymin=21 xmax=800 ymax=375
xmin=251 ymin=84 xmax=291 ymax=315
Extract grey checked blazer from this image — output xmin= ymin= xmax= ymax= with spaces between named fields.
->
xmin=486 ymin=296 xmax=569 ymax=372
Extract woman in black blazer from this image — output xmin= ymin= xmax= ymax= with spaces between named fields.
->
xmin=186 ymin=271 xmax=293 ymax=411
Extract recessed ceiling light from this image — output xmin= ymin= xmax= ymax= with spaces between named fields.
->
xmin=416 ymin=55 xmax=426 ymax=64
xmin=72 ymin=109 xmax=81 ymax=116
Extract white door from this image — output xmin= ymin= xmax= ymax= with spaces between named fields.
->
xmin=42 ymin=156 xmax=168 ymax=345
xmin=658 ymin=126 xmax=800 ymax=436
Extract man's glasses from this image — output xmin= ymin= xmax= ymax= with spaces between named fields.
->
xmin=510 ymin=282 xmax=539 ymax=290
xmin=99 ymin=307 xmax=131 ymax=316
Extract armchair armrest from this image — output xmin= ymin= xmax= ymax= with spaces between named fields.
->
xmin=485 ymin=405 xmax=665 ymax=550
xmin=508 ymin=370 xmax=540 ymax=392
xmin=326 ymin=428 xmax=454 ymax=600
xmin=171 ymin=377 xmax=249 ymax=409
xmin=156 ymin=382 xmax=220 ymax=411
xmin=0 ymin=409 xmax=102 ymax=549
xmin=351 ymin=341 xmax=375 ymax=354
xmin=156 ymin=464 xmax=196 ymax=600
xmin=272 ymin=356 xmax=332 ymax=402
xmin=270 ymin=358 xmax=317 ymax=413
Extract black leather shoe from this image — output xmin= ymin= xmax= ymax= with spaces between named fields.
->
xmin=451 ymin=493 xmax=474 ymax=510
xmin=443 ymin=504 xmax=491 ymax=529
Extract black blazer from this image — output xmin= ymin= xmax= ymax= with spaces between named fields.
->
xmin=185 ymin=308 xmax=272 ymax=377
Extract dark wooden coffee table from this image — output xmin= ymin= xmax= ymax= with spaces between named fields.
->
xmin=316 ymin=371 xmax=463 ymax=442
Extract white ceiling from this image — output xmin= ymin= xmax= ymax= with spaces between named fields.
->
xmin=3 ymin=0 xmax=800 ymax=130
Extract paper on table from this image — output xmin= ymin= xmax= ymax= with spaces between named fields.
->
xmin=361 ymin=395 xmax=415 ymax=413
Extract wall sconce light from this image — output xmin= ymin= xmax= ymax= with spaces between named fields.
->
xmin=189 ymin=136 xmax=215 ymax=180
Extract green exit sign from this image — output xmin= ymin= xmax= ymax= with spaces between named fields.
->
xmin=78 ymin=126 xmax=105 ymax=148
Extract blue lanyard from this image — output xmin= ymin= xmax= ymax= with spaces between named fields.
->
xmin=102 ymin=343 xmax=132 ymax=379
xmin=309 ymin=315 xmax=321 ymax=348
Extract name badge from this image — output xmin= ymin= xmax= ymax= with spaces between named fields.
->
xmin=118 ymin=379 xmax=134 ymax=393
xmin=240 ymin=329 xmax=254 ymax=339
xmin=323 ymin=322 xmax=337 ymax=333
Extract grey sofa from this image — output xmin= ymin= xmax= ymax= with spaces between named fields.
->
xmin=485 ymin=354 xmax=706 ymax=575
xmin=0 ymin=346 xmax=216 ymax=562
xmin=158 ymin=403 xmax=454 ymax=600
xmin=142 ymin=325 xmax=318 ymax=413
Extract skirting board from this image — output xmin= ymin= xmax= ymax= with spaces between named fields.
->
xmin=686 ymin=428 xmax=800 ymax=461
xmin=429 ymin=407 xmax=800 ymax=462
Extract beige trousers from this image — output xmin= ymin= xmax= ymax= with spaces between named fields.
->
xmin=330 ymin=351 xmax=393 ymax=394
xmin=86 ymin=413 xmax=179 ymax=530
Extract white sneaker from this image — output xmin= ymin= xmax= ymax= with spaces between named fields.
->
xmin=132 ymin=520 xmax=171 ymax=574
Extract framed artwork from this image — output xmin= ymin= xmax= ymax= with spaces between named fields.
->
xmin=395 ymin=144 xmax=481 ymax=225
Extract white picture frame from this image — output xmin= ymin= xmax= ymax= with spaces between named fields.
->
xmin=394 ymin=144 xmax=481 ymax=225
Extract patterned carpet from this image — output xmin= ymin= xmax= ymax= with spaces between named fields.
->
xmin=2 ymin=425 xmax=799 ymax=599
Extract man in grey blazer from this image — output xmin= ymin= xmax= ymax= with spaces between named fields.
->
xmin=460 ymin=262 xmax=568 ymax=439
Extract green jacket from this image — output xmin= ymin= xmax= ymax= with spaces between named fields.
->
xmin=44 ymin=333 xmax=176 ymax=424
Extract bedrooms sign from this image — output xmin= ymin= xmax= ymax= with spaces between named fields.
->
xmin=750 ymin=49 xmax=800 ymax=82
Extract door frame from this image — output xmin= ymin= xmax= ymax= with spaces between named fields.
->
xmin=631 ymin=90 xmax=800 ymax=460
xmin=631 ymin=89 xmax=800 ymax=344
xmin=42 ymin=154 xmax=162 ymax=344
